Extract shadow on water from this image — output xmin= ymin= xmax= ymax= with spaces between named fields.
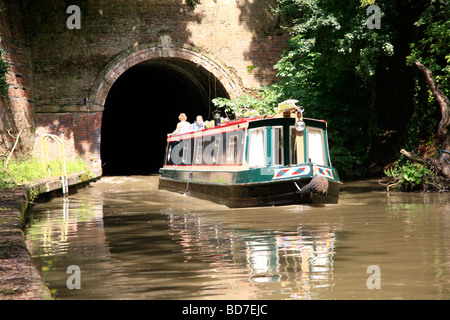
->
xmin=24 ymin=175 xmax=450 ymax=299
xmin=340 ymin=179 xmax=388 ymax=194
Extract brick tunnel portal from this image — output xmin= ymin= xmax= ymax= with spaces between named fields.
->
xmin=101 ymin=58 xmax=230 ymax=176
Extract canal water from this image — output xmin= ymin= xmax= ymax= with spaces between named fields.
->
xmin=24 ymin=175 xmax=450 ymax=300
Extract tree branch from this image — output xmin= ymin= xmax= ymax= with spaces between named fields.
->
xmin=4 ymin=128 xmax=23 ymax=170
xmin=400 ymin=148 xmax=426 ymax=163
xmin=415 ymin=60 xmax=450 ymax=142
xmin=3 ymin=129 xmax=23 ymax=186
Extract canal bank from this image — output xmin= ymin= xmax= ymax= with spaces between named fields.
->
xmin=0 ymin=169 xmax=101 ymax=300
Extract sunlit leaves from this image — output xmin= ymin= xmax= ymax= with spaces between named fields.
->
xmin=406 ymin=0 xmax=449 ymax=97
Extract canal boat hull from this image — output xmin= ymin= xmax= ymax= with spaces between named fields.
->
xmin=159 ymin=166 xmax=340 ymax=208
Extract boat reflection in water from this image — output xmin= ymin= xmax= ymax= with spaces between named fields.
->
xmin=26 ymin=181 xmax=337 ymax=300
xmin=165 ymin=210 xmax=336 ymax=299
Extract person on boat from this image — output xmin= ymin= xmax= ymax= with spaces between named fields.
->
xmin=191 ymin=115 xmax=205 ymax=131
xmin=172 ymin=113 xmax=191 ymax=135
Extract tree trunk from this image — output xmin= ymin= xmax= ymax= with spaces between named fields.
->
xmin=415 ymin=61 xmax=450 ymax=146
xmin=402 ymin=61 xmax=450 ymax=181
xmin=416 ymin=61 xmax=450 ymax=179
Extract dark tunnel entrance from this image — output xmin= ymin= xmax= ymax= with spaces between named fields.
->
xmin=101 ymin=58 xmax=230 ymax=176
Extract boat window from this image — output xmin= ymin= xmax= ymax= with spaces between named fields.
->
xmin=226 ymin=134 xmax=239 ymax=164
xmin=290 ymin=126 xmax=305 ymax=165
xmin=307 ymin=128 xmax=326 ymax=166
xmin=166 ymin=140 xmax=184 ymax=165
xmin=213 ymin=135 xmax=223 ymax=164
xmin=248 ymin=128 xmax=266 ymax=168
xmin=290 ymin=127 xmax=298 ymax=165
xmin=181 ymin=140 xmax=192 ymax=164
xmin=193 ymin=137 xmax=203 ymax=165
xmin=166 ymin=145 xmax=172 ymax=164
xmin=272 ymin=127 xmax=283 ymax=166
xmin=202 ymin=134 xmax=222 ymax=165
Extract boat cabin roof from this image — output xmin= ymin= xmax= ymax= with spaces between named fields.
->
xmin=169 ymin=116 xmax=328 ymax=139
xmin=247 ymin=117 xmax=327 ymax=130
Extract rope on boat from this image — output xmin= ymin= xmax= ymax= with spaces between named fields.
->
xmin=440 ymin=149 xmax=450 ymax=164
xmin=184 ymin=172 xmax=193 ymax=196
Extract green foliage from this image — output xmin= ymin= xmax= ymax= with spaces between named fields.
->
xmin=384 ymin=162 xmax=431 ymax=190
xmin=403 ymin=76 xmax=441 ymax=153
xmin=359 ymin=0 xmax=375 ymax=6
xmin=0 ymin=46 xmax=10 ymax=98
xmin=247 ymin=65 xmax=258 ymax=74
xmin=406 ymin=0 xmax=450 ymax=97
xmin=404 ymin=0 xmax=450 ymax=152
xmin=212 ymin=88 xmax=281 ymax=118
xmin=270 ymin=1 xmax=399 ymax=177
xmin=0 ymin=157 xmax=92 ymax=190
xmin=216 ymin=0 xmax=396 ymax=176
xmin=212 ymin=0 xmax=448 ymax=179
xmin=212 ymin=95 xmax=262 ymax=116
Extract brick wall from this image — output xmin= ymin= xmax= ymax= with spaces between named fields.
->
xmin=0 ymin=0 xmax=35 ymax=158
xmin=7 ymin=0 xmax=288 ymax=164
xmin=27 ymin=0 xmax=288 ymax=112
xmin=33 ymin=112 xmax=102 ymax=164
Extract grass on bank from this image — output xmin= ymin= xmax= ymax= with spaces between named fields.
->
xmin=1 ymin=157 xmax=93 ymax=190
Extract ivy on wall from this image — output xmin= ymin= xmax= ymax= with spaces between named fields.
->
xmin=0 ymin=45 xmax=9 ymax=98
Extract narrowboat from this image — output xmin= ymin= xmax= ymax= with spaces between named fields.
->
xmin=158 ymin=104 xmax=341 ymax=208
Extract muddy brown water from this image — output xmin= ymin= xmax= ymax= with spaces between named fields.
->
xmin=24 ymin=175 xmax=450 ymax=299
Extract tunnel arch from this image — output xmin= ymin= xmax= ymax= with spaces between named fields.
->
xmin=87 ymin=43 xmax=244 ymax=111
xmin=91 ymin=44 xmax=242 ymax=175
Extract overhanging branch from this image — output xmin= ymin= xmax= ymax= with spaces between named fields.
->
xmin=415 ymin=60 xmax=450 ymax=141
